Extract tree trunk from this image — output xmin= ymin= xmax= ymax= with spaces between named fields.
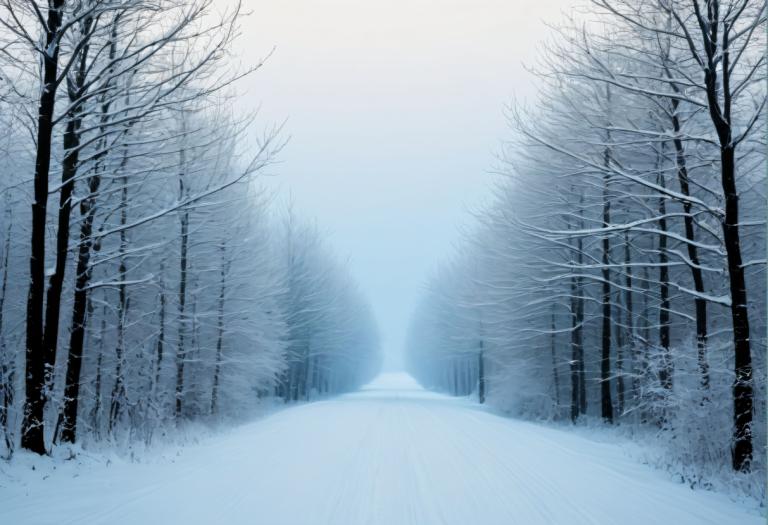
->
xmin=211 ymin=245 xmax=226 ymax=415
xmin=624 ymin=233 xmax=638 ymax=415
xmin=478 ymin=339 xmax=485 ymax=404
xmin=669 ymin=105 xmax=710 ymax=392
xmin=661 ymin=37 xmax=711 ymax=394
xmin=153 ymin=269 xmax=166 ymax=402
xmin=42 ymin=29 xmax=91 ymax=446
xmin=58 ymin=179 xmax=99 ymax=443
xmin=639 ymin=266 xmax=651 ymax=425
xmin=550 ymin=308 xmax=560 ymax=413
xmin=569 ymin=274 xmax=580 ymax=423
xmin=657 ymin=171 xmax=673 ymax=392
xmin=0 ymin=215 xmax=12 ymax=453
xmin=600 ymin=149 xmax=614 ymax=423
xmin=576 ymin=233 xmax=587 ymax=416
xmin=109 ymin=173 xmax=129 ymax=432
xmin=303 ymin=364 xmax=311 ymax=399
xmin=615 ymin=291 xmax=625 ymax=416
xmin=90 ymin=304 xmax=106 ymax=438
xmin=721 ymin=145 xmax=753 ymax=471
xmin=56 ymin=33 xmax=99 ymax=443
xmin=188 ymin=283 xmax=200 ymax=416
xmin=22 ymin=0 xmax=67 ymax=455
xmin=175 ymin=141 xmax=189 ymax=420
xmin=694 ymin=7 xmax=752 ymax=471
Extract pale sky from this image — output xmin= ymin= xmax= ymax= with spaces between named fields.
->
xmin=238 ymin=0 xmax=568 ymax=369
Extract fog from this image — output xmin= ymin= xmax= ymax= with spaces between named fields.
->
xmin=238 ymin=0 xmax=566 ymax=369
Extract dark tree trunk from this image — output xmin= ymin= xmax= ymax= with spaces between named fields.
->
xmin=188 ymin=285 xmax=200 ymax=416
xmin=657 ymin=171 xmax=673 ymax=392
xmin=312 ymin=356 xmax=322 ymax=395
xmin=0 ymin=215 xmax=12 ymax=453
xmin=55 ymin=32 xmax=96 ymax=443
xmin=304 ymin=357 xmax=310 ymax=401
xmin=153 ymin=269 xmax=166 ymax=401
xmin=569 ymin=274 xmax=580 ymax=423
xmin=575 ymin=233 xmax=587 ymax=416
xmin=210 ymin=245 xmax=227 ymax=415
xmin=722 ymin=145 xmax=753 ymax=471
xmin=88 ymin=305 xmax=105 ymax=437
xmin=58 ymin=176 xmax=99 ymax=443
xmin=175 ymin=144 xmax=189 ymax=420
xmin=41 ymin=114 xmax=78 ymax=392
xmin=22 ymin=0 xmax=67 ymax=455
xmin=61 ymin=17 xmax=120 ymax=443
xmin=289 ymin=360 xmax=300 ymax=401
xmin=662 ymin=42 xmax=711 ymax=394
xmin=669 ymin=105 xmax=710 ymax=392
xmin=41 ymin=31 xmax=91 ymax=446
xmin=175 ymin=217 xmax=188 ymax=418
xmin=600 ymin=161 xmax=614 ymax=423
xmin=692 ymin=4 xmax=752 ymax=471
xmin=477 ymin=339 xmax=485 ymax=404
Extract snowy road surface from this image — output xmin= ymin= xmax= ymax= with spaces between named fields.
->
xmin=1 ymin=373 xmax=762 ymax=525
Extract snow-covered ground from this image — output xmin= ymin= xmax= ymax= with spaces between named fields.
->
xmin=0 ymin=373 xmax=763 ymax=525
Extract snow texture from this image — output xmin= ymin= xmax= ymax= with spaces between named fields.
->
xmin=0 ymin=373 xmax=762 ymax=525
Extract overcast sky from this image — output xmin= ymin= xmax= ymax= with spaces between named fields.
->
xmin=238 ymin=0 xmax=568 ymax=369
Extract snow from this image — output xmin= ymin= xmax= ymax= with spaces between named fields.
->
xmin=0 ymin=372 xmax=762 ymax=525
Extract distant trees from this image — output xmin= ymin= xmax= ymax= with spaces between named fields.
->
xmin=407 ymin=0 xmax=765 ymax=485
xmin=0 ymin=0 xmax=379 ymax=457
xmin=275 ymin=212 xmax=381 ymax=402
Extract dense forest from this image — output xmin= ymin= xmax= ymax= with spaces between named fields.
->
xmin=0 ymin=0 xmax=380 ymax=457
xmin=0 ymin=0 xmax=765 ymax=523
xmin=407 ymin=0 xmax=766 ymax=496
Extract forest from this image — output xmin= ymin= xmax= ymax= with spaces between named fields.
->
xmin=0 ymin=0 xmax=380 ymax=458
xmin=0 ymin=0 xmax=766 ymax=522
xmin=407 ymin=0 xmax=766 ymax=498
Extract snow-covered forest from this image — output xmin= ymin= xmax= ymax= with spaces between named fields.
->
xmin=0 ymin=0 xmax=765 ymax=523
xmin=0 ymin=0 xmax=380 ymax=458
xmin=407 ymin=0 xmax=766 ymax=499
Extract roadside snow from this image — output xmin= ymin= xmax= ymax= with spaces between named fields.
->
xmin=0 ymin=373 xmax=763 ymax=525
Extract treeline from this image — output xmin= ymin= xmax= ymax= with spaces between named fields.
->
xmin=407 ymin=0 xmax=766 ymax=486
xmin=0 ymin=0 xmax=379 ymax=457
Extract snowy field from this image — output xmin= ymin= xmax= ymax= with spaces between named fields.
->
xmin=0 ymin=373 xmax=763 ymax=525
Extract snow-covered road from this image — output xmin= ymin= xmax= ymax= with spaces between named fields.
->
xmin=1 ymin=373 xmax=762 ymax=524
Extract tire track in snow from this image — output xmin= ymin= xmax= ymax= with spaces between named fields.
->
xmin=1 ymin=373 xmax=763 ymax=525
